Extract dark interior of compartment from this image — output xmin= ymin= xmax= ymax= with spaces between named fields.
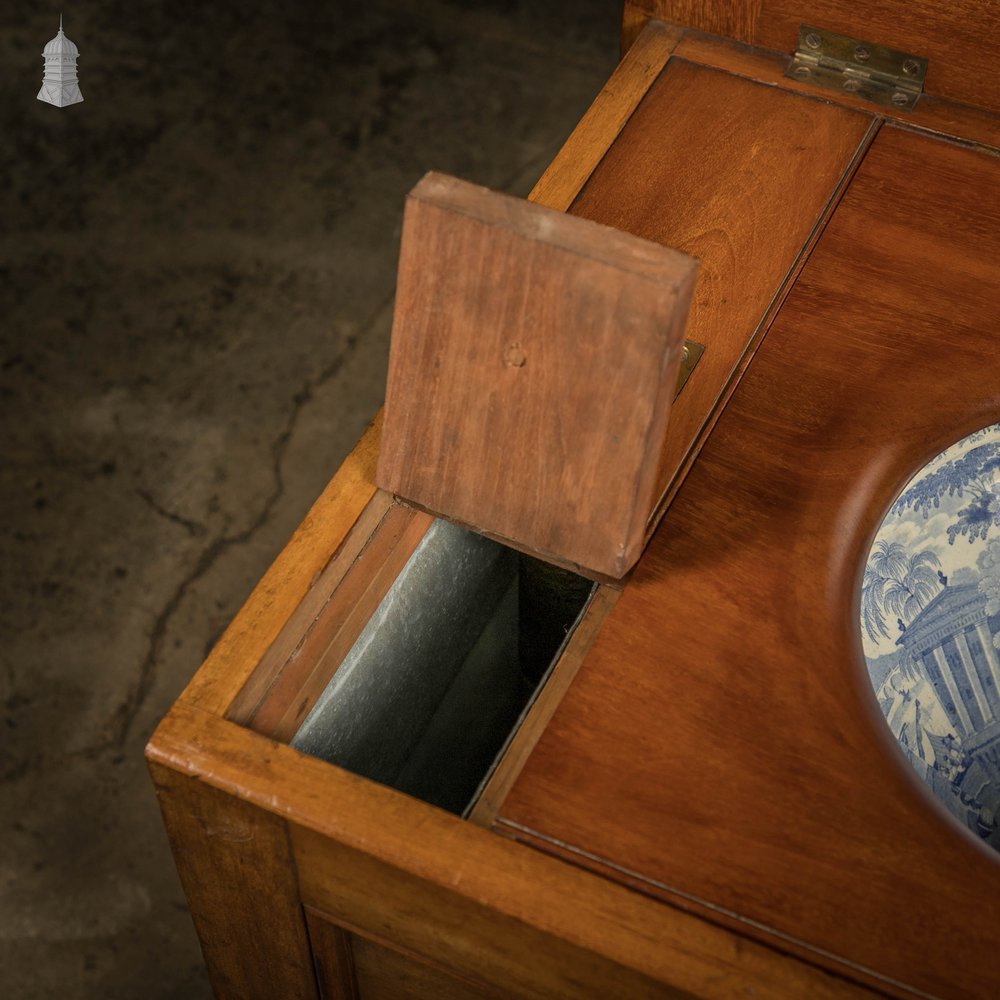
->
xmin=290 ymin=519 xmax=594 ymax=815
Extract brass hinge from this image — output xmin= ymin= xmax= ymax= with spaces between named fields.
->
xmin=786 ymin=25 xmax=927 ymax=111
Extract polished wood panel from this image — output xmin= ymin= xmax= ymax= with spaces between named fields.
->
xmin=569 ymin=58 xmax=873 ymax=530
xmin=532 ymin=19 xmax=683 ymax=211
xmin=378 ymin=172 xmax=697 ymax=579
xmin=498 ymin=125 xmax=1000 ymax=999
xmin=151 ymin=702 xmax=876 ymax=999
xmin=148 ymin=759 xmax=318 ymax=999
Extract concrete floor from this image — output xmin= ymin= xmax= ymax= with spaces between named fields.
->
xmin=0 ymin=2 xmax=618 ymax=996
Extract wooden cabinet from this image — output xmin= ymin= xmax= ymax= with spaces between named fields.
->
xmin=148 ymin=6 xmax=1000 ymax=997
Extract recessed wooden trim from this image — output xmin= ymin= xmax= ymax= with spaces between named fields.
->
xmin=304 ymin=907 xmax=359 ymax=999
xmin=237 ymin=503 xmax=434 ymax=743
xmin=225 ymin=490 xmax=393 ymax=726
xmin=307 ymin=907 xmax=506 ymax=1000
xmin=468 ymin=585 xmax=622 ymax=828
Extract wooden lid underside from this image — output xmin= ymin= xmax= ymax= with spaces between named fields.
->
xmin=377 ymin=173 xmax=697 ymax=579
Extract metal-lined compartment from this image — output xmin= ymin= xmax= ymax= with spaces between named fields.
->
xmin=291 ymin=518 xmax=595 ymax=815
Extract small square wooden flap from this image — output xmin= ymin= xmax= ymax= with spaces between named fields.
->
xmin=377 ymin=172 xmax=697 ymax=579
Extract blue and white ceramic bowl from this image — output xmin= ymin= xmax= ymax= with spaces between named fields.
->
xmin=862 ymin=423 xmax=1000 ymax=852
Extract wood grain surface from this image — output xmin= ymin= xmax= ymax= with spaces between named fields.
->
xmin=377 ymin=172 xmax=698 ymax=579
xmin=497 ymin=125 xmax=1000 ymax=998
xmin=568 ymin=58 xmax=873 ymax=530
xmin=346 ymin=931 xmax=503 ymax=1000
xmin=148 ymin=759 xmax=318 ymax=999
xmin=150 ymin=702 xmax=879 ymax=999
xmin=623 ymin=1 xmax=1000 ymax=117
xmin=533 ymin=19 xmax=683 ymax=211
xmin=622 ymin=1 xmax=759 ymax=48
xmin=305 ymin=909 xmax=359 ymax=999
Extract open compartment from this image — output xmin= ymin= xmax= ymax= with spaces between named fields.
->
xmin=231 ymin=504 xmax=596 ymax=817
xmin=292 ymin=518 xmax=594 ymax=814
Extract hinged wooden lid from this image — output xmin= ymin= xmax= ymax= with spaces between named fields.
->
xmin=376 ymin=172 xmax=697 ymax=580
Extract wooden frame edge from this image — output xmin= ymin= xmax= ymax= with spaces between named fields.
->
xmin=146 ymin=754 xmax=319 ymax=999
xmin=621 ymin=3 xmax=758 ymax=55
xmin=468 ymin=585 xmax=622 ymax=826
xmin=147 ymin=704 xmax=880 ymax=1000
xmin=530 ymin=19 xmax=683 ymax=211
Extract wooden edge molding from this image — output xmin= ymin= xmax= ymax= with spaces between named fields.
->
xmin=468 ymin=586 xmax=622 ymax=827
xmin=146 ymin=757 xmax=320 ymax=1000
xmin=225 ymin=490 xmax=394 ymax=726
xmin=622 ymin=2 xmax=758 ymax=54
xmin=175 ymin=413 xmax=382 ymax=717
xmin=146 ymin=702 xmax=877 ymax=1000
xmin=248 ymin=505 xmax=434 ymax=742
xmin=529 ymin=19 xmax=683 ymax=211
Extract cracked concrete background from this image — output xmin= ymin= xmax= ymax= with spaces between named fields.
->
xmin=0 ymin=1 xmax=617 ymax=995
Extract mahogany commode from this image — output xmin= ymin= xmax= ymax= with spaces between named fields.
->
xmin=147 ymin=4 xmax=1000 ymax=997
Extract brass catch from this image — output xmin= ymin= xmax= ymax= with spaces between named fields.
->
xmin=675 ymin=340 xmax=704 ymax=397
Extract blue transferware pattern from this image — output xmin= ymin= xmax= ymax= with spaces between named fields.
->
xmin=861 ymin=423 xmax=1000 ymax=852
